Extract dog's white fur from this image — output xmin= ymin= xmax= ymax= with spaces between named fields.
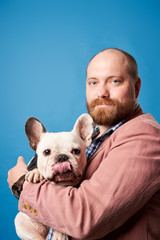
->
xmin=15 ymin=114 xmax=93 ymax=240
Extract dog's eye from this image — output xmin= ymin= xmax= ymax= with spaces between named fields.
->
xmin=71 ymin=148 xmax=81 ymax=155
xmin=43 ymin=149 xmax=51 ymax=156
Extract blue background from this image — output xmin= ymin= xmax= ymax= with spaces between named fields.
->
xmin=1 ymin=0 xmax=160 ymax=239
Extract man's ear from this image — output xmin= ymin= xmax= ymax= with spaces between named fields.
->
xmin=73 ymin=114 xmax=94 ymax=147
xmin=25 ymin=117 xmax=46 ymax=151
xmin=135 ymin=77 xmax=141 ymax=99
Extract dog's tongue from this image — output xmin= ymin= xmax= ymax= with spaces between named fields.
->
xmin=53 ymin=162 xmax=71 ymax=175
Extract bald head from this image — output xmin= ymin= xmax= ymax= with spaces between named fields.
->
xmin=87 ymin=48 xmax=138 ymax=80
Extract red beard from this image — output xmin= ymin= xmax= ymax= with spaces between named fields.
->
xmin=86 ymin=98 xmax=135 ymax=126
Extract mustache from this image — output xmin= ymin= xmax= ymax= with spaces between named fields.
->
xmin=89 ymin=98 xmax=117 ymax=108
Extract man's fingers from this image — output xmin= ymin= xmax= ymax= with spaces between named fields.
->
xmin=17 ymin=156 xmax=25 ymax=164
xmin=7 ymin=156 xmax=28 ymax=190
xmin=16 ymin=156 xmax=27 ymax=170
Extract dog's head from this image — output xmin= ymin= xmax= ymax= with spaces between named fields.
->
xmin=25 ymin=114 xmax=93 ymax=186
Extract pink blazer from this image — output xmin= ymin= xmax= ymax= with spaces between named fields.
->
xmin=19 ymin=106 xmax=160 ymax=239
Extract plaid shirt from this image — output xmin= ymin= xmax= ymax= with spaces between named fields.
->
xmin=86 ymin=119 xmax=126 ymax=161
xmin=46 ymin=104 xmax=139 ymax=240
xmin=47 ymin=228 xmax=54 ymax=240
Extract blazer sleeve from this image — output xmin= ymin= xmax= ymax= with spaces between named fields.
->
xmin=18 ymin=119 xmax=160 ymax=239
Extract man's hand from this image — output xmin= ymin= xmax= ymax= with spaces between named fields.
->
xmin=7 ymin=156 xmax=28 ymax=190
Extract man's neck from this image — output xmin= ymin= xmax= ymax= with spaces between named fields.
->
xmin=99 ymin=125 xmax=111 ymax=135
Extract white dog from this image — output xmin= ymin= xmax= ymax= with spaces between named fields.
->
xmin=15 ymin=114 xmax=93 ymax=240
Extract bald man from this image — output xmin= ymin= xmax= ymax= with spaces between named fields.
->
xmin=8 ymin=48 xmax=160 ymax=239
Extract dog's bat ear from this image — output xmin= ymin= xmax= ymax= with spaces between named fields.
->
xmin=25 ymin=117 xmax=46 ymax=151
xmin=73 ymin=114 xmax=94 ymax=147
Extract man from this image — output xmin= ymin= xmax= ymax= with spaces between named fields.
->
xmin=8 ymin=48 xmax=160 ymax=239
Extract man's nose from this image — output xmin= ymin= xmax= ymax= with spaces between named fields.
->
xmin=97 ymin=85 xmax=110 ymax=98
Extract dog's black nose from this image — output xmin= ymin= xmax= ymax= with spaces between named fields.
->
xmin=57 ymin=154 xmax=69 ymax=162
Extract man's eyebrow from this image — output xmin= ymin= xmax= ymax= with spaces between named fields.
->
xmin=86 ymin=77 xmax=98 ymax=81
xmin=87 ymin=76 xmax=122 ymax=80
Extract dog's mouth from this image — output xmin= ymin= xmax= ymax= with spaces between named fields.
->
xmin=53 ymin=161 xmax=72 ymax=175
xmin=47 ymin=161 xmax=81 ymax=184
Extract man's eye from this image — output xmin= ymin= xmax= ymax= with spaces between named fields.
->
xmin=110 ymin=79 xmax=121 ymax=85
xmin=90 ymin=81 xmax=96 ymax=85
xmin=113 ymin=80 xmax=119 ymax=83
xmin=43 ymin=149 xmax=51 ymax=156
xmin=88 ymin=80 xmax=97 ymax=86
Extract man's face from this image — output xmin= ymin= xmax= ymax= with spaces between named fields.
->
xmin=86 ymin=50 xmax=140 ymax=128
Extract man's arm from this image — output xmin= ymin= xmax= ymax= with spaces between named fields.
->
xmin=16 ymin=120 xmax=160 ymax=239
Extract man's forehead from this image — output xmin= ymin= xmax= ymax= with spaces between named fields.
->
xmin=87 ymin=50 xmax=128 ymax=76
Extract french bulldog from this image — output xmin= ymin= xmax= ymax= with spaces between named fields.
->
xmin=14 ymin=113 xmax=93 ymax=240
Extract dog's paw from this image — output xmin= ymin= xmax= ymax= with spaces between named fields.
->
xmin=25 ymin=169 xmax=44 ymax=183
xmin=53 ymin=230 xmax=69 ymax=240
